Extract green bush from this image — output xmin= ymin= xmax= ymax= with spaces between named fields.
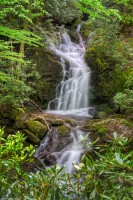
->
xmin=114 ymin=68 xmax=133 ymax=112
xmin=0 ymin=128 xmax=34 ymax=198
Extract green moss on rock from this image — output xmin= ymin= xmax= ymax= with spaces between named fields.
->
xmin=84 ymin=117 xmax=133 ymax=139
xmin=48 ymin=118 xmax=64 ymax=126
xmin=58 ymin=125 xmax=70 ymax=136
xmin=24 ymin=129 xmax=41 ymax=145
xmin=11 ymin=108 xmax=27 ymax=129
xmin=11 ymin=108 xmax=25 ymax=120
xmin=25 ymin=120 xmax=47 ymax=139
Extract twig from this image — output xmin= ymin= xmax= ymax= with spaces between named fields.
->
xmin=28 ymin=98 xmax=43 ymax=112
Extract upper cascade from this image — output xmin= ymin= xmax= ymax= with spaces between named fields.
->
xmin=47 ymin=27 xmax=91 ymax=117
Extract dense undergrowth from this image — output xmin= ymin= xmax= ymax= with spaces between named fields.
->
xmin=0 ymin=128 xmax=132 ymax=199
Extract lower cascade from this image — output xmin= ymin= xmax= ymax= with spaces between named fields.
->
xmin=57 ymin=129 xmax=85 ymax=174
xmin=47 ymin=29 xmax=92 ymax=117
xmin=34 ymin=125 xmax=90 ymax=174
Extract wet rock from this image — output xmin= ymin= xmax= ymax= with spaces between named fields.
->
xmin=24 ymin=129 xmax=41 ymax=145
xmin=44 ymin=154 xmax=58 ymax=166
xmin=25 ymin=120 xmax=47 ymax=139
xmin=57 ymin=136 xmax=74 ymax=151
xmin=88 ymin=108 xmax=98 ymax=118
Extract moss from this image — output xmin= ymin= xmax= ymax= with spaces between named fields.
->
xmin=11 ymin=108 xmax=27 ymax=129
xmin=50 ymin=119 xmax=64 ymax=126
xmin=65 ymin=118 xmax=75 ymax=126
xmin=92 ymin=124 xmax=108 ymax=135
xmin=118 ymin=119 xmax=133 ymax=128
xmin=11 ymin=108 xmax=25 ymax=121
xmin=25 ymin=120 xmax=47 ymax=139
xmin=24 ymin=129 xmax=41 ymax=145
xmin=58 ymin=125 xmax=70 ymax=136
xmin=85 ymin=119 xmax=109 ymax=134
xmin=84 ymin=116 xmax=133 ymax=140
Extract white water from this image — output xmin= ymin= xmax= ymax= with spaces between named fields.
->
xmin=47 ymin=27 xmax=91 ymax=117
xmin=57 ymin=129 xmax=85 ymax=174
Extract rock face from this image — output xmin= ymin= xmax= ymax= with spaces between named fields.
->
xmin=30 ymin=49 xmax=62 ymax=108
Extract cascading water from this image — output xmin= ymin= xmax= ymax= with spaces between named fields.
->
xmin=34 ymin=125 xmax=90 ymax=174
xmin=34 ymin=26 xmax=92 ymax=175
xmin=57 ymin=129 xmax=86 ymax=174
xmin=47 ymin=26 xmax=91 ymax=117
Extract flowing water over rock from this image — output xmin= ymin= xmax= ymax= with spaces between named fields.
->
xmin=47 ymin=28 xmax=92 ymax=117
xmin=34 ymin=124 xmax=90 ymax=174
xmin=57 ymin=129 xmax=86 ymax=174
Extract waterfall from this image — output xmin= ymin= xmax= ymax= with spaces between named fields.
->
xmin=47 ymin=27 xmax=92 ymax=117
xmin=47 ymin=27 xmax=91 ymax=116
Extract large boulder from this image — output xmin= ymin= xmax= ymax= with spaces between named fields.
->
xmin=25 ymin=120 xmax=47 ymax=139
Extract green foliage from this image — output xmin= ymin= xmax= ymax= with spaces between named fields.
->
xmin=76 ymin=0 xmax=121 ymax=21
xmin=0 ymin=127 xmax=132 ymax=199
xmin=76 ymin=0 xmax=133 ymax=24
xmin=44 ymin=0 xmax=80 ymax=23
xmin=0 ymin=72 xmax=32 ymax=106
xmin=78 ymin=132 xmax=133 ymax=199
xmin=0 ymin=128 xmax=34 ymax=198
xmin=114 ymin=90 xmax=133 ymax=112
xmin=114 ymin=68 xmax=133 ymax=112
xmin=83 ymin=19 xmax=133 ymax=110
xmin=0 ymin=0 xmax=46 ymax=107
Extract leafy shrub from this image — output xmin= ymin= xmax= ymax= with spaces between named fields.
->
xmin=0 ymin=72 xmax=32 ymax=106
xmin=114 ymin=68 xmax=133 ymax=112
xmin=0 ymin=128 xmax=34 ymax=198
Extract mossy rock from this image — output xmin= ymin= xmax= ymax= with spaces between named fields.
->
xmin=49 ymin=118 xmax=64 ymax=126
xmin=84 ymin=117 xmax=133 ymax=139
xmin=25 ymin=120 xmax=47 ymax=139
xmin=58 ymin=125 xmax=70 ymax=136
xmin=11 ymin=108 xmax=27 ymax=129
xmin=24 ymin=129 xmax=41 ymax=145
xmin=65 ymin=118 xmax=76 ymax=126
xmin=11 ymin=108 xmax=25 ymax=120
xmin=85 ymin=119 xmax=109 ymax=135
